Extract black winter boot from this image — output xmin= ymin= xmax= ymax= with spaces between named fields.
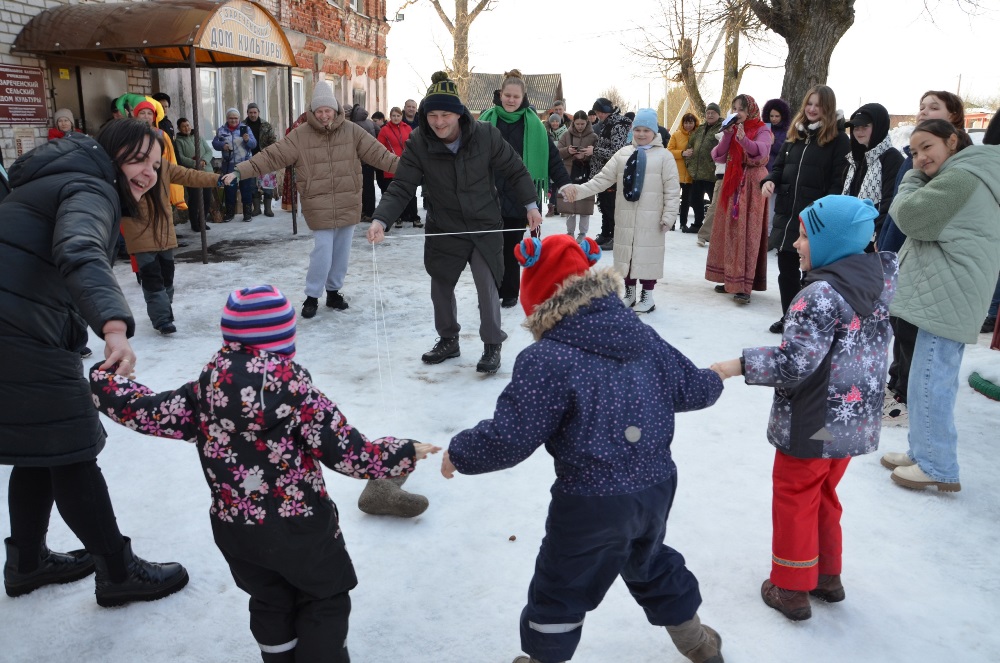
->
xmin=252 ymin=190 xmax=263 ymax=216
xmin=4 ymin=537 xmax=95 ymax=598
xmin=222 ymin=205 xmax=235 ymax=222
xmin=325 ymin=290 xmax=349 ymax=310
xmin=264 ymin=194 xmax=274 ymax=217
xmin=93 ymin=537 xmax=189 ymax=608
xmin=476 ymin=343 xmax=502 ymax=374
xmin=301 ymin=297 xmax=319 ymax=319
xmin=422 ymin=336 xmax=460 ymax=364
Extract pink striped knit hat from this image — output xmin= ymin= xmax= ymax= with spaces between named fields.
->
xmin=220 ymin=285 xmax=296 ymax=356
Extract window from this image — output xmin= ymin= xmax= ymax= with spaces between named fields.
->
xmin=292 ymin=75 xmax=304 ymax=121
xmin=352 ymin=88 xmax=366 ymax=110
xmin=251 ymin=72 xmax=267 ymax=119
xmin=199 ymin=68 xmax=223 ymax=135
xmin=349 ymin=0 xmax=362 ymax=12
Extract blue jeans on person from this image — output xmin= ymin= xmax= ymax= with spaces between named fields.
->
xmin=989 ymin=273 xmax=1000 ymax=319
xmin=906 ymin=328 xmax=965 ymax=483
xmin=225 ymin=176 xmax=256 ymax=214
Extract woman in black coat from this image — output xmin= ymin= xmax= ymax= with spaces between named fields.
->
xmin=761 ymin=85 xmax=850 ymax=333
xmin=0 ymin=120 xmax=188 ymax=606
xmin=479 ymin=69 xmax=571 ymax=308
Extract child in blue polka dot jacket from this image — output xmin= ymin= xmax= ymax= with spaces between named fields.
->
xmin=441 ymin=235 xmax=726 ymax=663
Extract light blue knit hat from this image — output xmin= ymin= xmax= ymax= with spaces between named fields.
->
xmin=800 ymin=196 xmax=877 ymax=269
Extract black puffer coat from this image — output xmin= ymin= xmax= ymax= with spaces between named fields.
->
xmin=0 ymin=133 xmax=135 ymax=466
xmin=491 ymin=112 xmax=570 ymax=219
xmin=763 ymin=123 xmax=850 ymax=251
xmin=371 ymin=108 xmax=537 ymax=287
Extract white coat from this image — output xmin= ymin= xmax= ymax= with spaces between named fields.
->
xmin=571 ymin=134 xmax=680 ymax=280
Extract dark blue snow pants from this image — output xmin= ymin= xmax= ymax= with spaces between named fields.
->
xmin=519 ymin=476 xmax=701 ymax=663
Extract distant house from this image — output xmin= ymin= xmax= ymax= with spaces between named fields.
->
xmin=465 ymin=73 xmax=564 ymax=118
xmin=965 ymin=108 xmax=995 ymax=130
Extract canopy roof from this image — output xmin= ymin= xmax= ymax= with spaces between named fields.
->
xmin=13 ymin=0 xmax=295 ymax=68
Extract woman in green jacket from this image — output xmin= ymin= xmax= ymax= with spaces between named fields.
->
xmin=173 ymin=117 xmax=216 ymax=232
xmin=880 ymin=120 xmax=1000 ymax=492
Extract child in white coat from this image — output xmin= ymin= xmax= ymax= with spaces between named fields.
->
xmin=563 ymin=107 xmax=680 ymax=313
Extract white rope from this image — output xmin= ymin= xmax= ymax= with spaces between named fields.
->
xmin=370 ymin=241 xmax=398 ymax=419
xmin=380 ymin=227 xmax=529 ymax=239
xmin=370 ymin=242 xmax=387 ymax=401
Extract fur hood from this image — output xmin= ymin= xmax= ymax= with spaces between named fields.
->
xmin=524 ymin=269 xmax=620 ymax=340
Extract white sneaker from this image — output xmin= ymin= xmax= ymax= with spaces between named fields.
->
xmin=882 ymin=392 xmax=908 ymax=427
xmin=880 ymin=452 xmax=915 ymax=470
xmin=634 ymin=289 xmax=655 ymax=313
xmin=697 ymin=238 xmax=706 ymax=247
xmin=622 ymin=285 xmax=637 ymax=307
xmin=891 ymin=463 xmax=961 ymax=492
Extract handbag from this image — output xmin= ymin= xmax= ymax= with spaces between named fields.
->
xmin=570 ymin=158 xmax=589 ymax=184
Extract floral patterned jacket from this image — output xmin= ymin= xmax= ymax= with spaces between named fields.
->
xmin=90 ymin=343 xmax=416 ymax=525
xmin=742 ymin=252 xmax=897 ymax=459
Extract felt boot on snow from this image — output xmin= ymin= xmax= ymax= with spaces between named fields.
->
xmin=666 ymin=614 xmax=724 ymax=663
xmin=264 ymin=194 xmax=274 ymax=217
xmin=4 ymin=537 xmax=95 ymax=598
xmin=252 ymin=190 xmax=263 ymax=216
xmin=357 ymin=476 xmax=429 ymax=517
xmin=93 ymin=537 xmax=188 ymax=607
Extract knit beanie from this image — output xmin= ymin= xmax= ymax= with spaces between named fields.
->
xmin=800 ymin=195 xmax=877 ymax=269
xmin=225 ymin=107 xmax=240 ymax=119
xmin=515 ymin=234 xmax=602 ymax=315
xmin=632 ymin=108 xmax=658 ymax=133
xmin=220 ymin=285 xmax=296 ymax=356
xmin=422 ymin=72 xmax=465 ymax=115
xmin=311 ymin=81 xmax=339 ymax=112
xmin=592 ymin=97 xmax=615 ymax=114
xmin=132 ymin=100 xmax=157 ymax=118
xmin=706 ymin=102 xmax=721 ymax=114
xmin=246 ymin=102 xmax=259 ymax=112
xmin=54 ymin=108 xmax=74 ymax=123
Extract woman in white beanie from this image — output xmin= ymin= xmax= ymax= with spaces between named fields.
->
xmin=49 ymin=108 xmax=80 ymax=140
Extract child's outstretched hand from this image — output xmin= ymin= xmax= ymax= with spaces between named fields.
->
xmin=710 ymin=358 xmax=742 ymax=381
xmin=441 ymin=450 xmax=457 ymax=479
xmin=413 ymin=443 xmax=441 ymax=461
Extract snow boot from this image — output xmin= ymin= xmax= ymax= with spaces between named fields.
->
xmin=512 ymin=657 xmax=563 ymax=663
xmin=412 ymin=216 xmax=424 ymax=228
xmin=421 ymin=336 xmax=460 ymax=364
xmin=252 ymin=191 xmax=263 ymax=217
xmin=666 ymin=614 xmax=724 ymax=663
xmin=880 ymin=451 xmax=915 ymax=470
xmin=222 ymin=205 xmax=235 ymax=222
xmin=769 ymin=318 xmax=785 ymax=334
xmin=891 ymin=464 xmax=961 ymax=492
xmin=761 ymin=579 xmax=811 ymax=621
xmin=301 ymin=297 xmax=319 ymax=319
xmin=501 ymin=297 xmax=519 ymax=309
xmin=622 ymin=284 xmax=637 ymax=307
xmin=263 ymin=194 xmax=274 ymax=217
xmin=476 ymin=343 xmax=502 ymax=374
xmin=634 ymin=289 xmax=655 ymax=313
xmin=93 ymin=537 xmax=189 ymax=607
xmin=810 ymin=574 xmax=845 ymax=603
xmin=4 ymin=537 xmax=95 ymax=598
xmin=325 ymin=290 xmax=349 ymax=310
xmin=357 ymin=476 xmax=429 ymax=517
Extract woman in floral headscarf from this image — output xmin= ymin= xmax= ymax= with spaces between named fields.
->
xmin=704 ymin=93 xmax=772 ymax=305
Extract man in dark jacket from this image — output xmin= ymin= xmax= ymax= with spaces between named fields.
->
xmin=590 ymin=98 xmax=633 ymax=249
xmin=367 ymin=75 xmax=541 ymax=374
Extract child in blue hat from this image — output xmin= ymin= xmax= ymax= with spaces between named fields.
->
xmin=711 ymin=195 xmax=898 ymax=622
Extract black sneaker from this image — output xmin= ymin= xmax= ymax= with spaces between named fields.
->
xmin=301 ymin=297 xmax=319 ymax=319
xmin=242 ymin=212 xmax=252 ymax=222
xmin=421 ymin=336 xmax=460 ymax=364
xmin=412 ymin=217 xmax=424 ymax=228
xmin=157 ymin=323 xmax=177 ymax=335
xmin=500 ymin=297 xmax=518 ymax=309
xmin=769 ymin=319 xmax=785 ymax=334
xmin=982 ymin=317 xmax=997 ymax=334
xmin=476 ymin=343 xmax=502 ymax=374
xmin=596 ymin=234 xmax=614 ymax=248
xmin=325 ymin=291 xmax=349 ymax=310
xmin=80 ymin=346 xmax=93 ymax=358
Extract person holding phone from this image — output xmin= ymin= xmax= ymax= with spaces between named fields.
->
xmin=213 ymin=108 xmax=257 ymax=221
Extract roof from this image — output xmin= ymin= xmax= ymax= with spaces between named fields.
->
xmin=465 ymin=73 xmax=563 ymax=114
xmin=12 ymin=0 xmax=295 ymax=68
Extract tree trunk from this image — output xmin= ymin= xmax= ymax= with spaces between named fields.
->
xmin=678 ymin=37 xmax=706 ymax=116
xmin=452 ymin=0 xmax=470 ymax=103
xmin=719 ymin=18 xmax=743 ymax=108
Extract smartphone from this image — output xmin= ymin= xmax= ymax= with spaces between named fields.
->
xmin=240 ymin=126 xmax=248 ymax=136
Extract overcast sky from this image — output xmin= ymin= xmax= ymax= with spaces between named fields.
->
xmin=384 ymin=0 xmax=999 ymax=117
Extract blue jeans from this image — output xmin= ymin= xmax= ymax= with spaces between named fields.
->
xmin=989 ymin=272 xmax=1000 ymax=319
xmin=906 ymin=328 xmax=964 ymax=483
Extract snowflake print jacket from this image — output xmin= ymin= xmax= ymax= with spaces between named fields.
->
xmin=90 ymin=343 xmax=416 ymax=525
xmin=743 ymin=252 xmax=898 ymax=459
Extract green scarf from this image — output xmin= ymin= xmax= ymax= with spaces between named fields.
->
xmin=479 ymin=105 xmax=549 ymax=206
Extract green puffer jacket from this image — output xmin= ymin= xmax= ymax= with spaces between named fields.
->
xmin=889 ymin=145 xmax=1000 ymax=344
xmin=685 ymin=119 xmax=722 ymax=182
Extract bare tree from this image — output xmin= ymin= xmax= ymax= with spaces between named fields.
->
xmin=598 ymin=86 xmax=631 ymax=113
xmin=396 ymin=0 xmax=497 ymax=102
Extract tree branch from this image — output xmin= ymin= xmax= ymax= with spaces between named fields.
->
xmin=427 ymin=0 xmax=455 ymax=34
xmin=469 ymin=0 xmax=494 ymax=23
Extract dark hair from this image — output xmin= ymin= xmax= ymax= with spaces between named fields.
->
xmin=911 ymin=119 xmax=973 ymax=152
xmin=151 ymin=92 xmax=171 ymax=106
xmin=371 ymin=111 xmax=385 ymax=121
xmin=681 ymin=112 xmax=698 ymax=125
xmin=95 ymin=119 xmax=170 ymax=233
xmin=573 ymin=110 xmax=588 ymax=121
xmin=984 ymin=110 xmax=1000 ymax=146
xmin=920 ymin=90 xmax=965 ymax=131
xmin=176 ymin=117 xmax=190 ymax=126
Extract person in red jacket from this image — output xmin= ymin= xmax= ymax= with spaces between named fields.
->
xmin=48 ymin=108 xmax=81 ymax=139
xmin=377 ymin=106 xmax=421 ymax=227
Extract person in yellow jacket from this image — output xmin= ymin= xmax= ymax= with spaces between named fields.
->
xmin=667 ymin=113 xmax=698 ymax=231
xmin=130 ymin=97 xmax=187 ymax=210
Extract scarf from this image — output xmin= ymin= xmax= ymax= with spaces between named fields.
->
xmin=479 ymin=105 xmax=550 ymax=204
xmin=720 ymin=94 xmax=765 ymax=204
xmin=623 ymin=144 xmax=653 ymax=201
xmin=843 ymin=133 xmax=894 ymax=206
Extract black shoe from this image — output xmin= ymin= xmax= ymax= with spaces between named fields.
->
xmin=157 ymin=323 xmax=177 ymax=335
xmin=94 ymin=537 xmax=189 ymax=608
xmin=596 ymin=234 xmax=613 ymax=248
xmin=80 ymin=346 xmax=93 ymax=358
xmin=982 ymin=317 xmax=997 ymax=334
xmin=733 ymin=293 xmax=751 ymax=305
xmin=476 ymin=343 xmax=502 ymax=374
xmin=301 ymin=296 xmax=319 ymax=319
xmin=681 ymin=225 xmax=698 ymax=234
xmin=501 ymin=297 xmax=518 ymax=308
xmin=4 ymin=537 xmax=96 ymax=598
xmin=394 ymin=219 xmax=403 ymax=229
xmin=412 ymin=217 xmax=424 ymax=228
xmin=714 ymin=285 xmax=727 ymax=294
xmin=325 ymin=290 xmax=349 ymax=310
xmin=421 ymin=336 xmax=460 ymax=364
xmin=242 ymin=212 xmax=252 ymax=222
xmin=769 ymin=319 xmax=785 ymax=334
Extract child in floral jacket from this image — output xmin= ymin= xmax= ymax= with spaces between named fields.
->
xmin=90 ymin=285 xmax=437 ymax=663
xmin=712 ymin=196 xmax=897 ymax=623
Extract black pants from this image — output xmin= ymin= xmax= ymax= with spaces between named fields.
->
xmin=678 ymin=182 xmax=692 ymax=228
xmin=597 ymin=188 xmax=617 ymax=238
xmin=888 ymin=316 xmax=919 ymax=403
xmin=7 ymin=461 xmax=124 ymax=559
xmin=361 ymin=165 xmax=376 ymax=219
xmin=777 ymin=250 xmax=804 ymax=315
xmin=690 ymin=179 xmax=714 ymax=227
xmin=185 ymin=186 xmax=214 ymax=231
xmin=500 ymin=216 xmax=529 ymax=300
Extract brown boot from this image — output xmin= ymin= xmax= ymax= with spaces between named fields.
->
xmin=810 ymin=574 xmax=845 ymax=602
xmin=666 ymin=614 xmax=724 ymax=663
xmin=546 ymin=203 xmax=557 ymax=217
xmin=761 ymin=579 xmax=811 ymax=621
xmin=357 ymin=475 xmax=429 ymax=517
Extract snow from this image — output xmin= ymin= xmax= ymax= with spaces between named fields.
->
xmin=3 ymin=202 xmax=999 ymax=663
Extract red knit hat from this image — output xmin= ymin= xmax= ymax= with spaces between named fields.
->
xmin=132 ymin=100 xmax=157 ymax=118
xmin=515 ymin=234 xmax=602 ymax=315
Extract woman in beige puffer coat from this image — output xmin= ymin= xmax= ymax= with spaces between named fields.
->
xmin=234 ymin=81 xmax=398 ymax=318
xmin=564 ymin=108 xmax=680 ymax=313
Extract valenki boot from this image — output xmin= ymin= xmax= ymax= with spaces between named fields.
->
xmin=358 ymin=475 xmax=429 ymax=517
xmin=4 ymin=537 xmax=95 ymax=598
xmin=263 ymin=193 xmax=275 ymax=217
xmin=666 ymin=614 xmax=724 ymax=663
xmin=93 ymin=537 xmax=189 ymax=607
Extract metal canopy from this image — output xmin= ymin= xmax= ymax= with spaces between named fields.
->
xmin=12 ymin=0 xmax=296 ymax=68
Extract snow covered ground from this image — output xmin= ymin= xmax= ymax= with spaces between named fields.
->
xmin=2 ymin=201 xmax=999 ymax=663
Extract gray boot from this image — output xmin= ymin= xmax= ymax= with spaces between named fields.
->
xmin=357 ymin=475 xmax=429 ymax=517
xmin=666 ymin=614 xmax=724 ymax=663
xmin=252 ymin=190 xmax=263 ymax=216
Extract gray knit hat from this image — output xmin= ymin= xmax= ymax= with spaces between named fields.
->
xmin=706 ymin=102 xmax=721 ymax=114
xmin=54 ymin=108 xmax=74 ymax=123
xmin=311 ymin=81 xmax=339 ymax=112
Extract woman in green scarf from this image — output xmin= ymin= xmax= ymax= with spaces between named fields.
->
xmin=480 ymin=69 xmax=571 ymax=308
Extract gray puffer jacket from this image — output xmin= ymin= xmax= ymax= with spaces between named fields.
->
xmin=743 ymin=251 xmax=897 ymax=459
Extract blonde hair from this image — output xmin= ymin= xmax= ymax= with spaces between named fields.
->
xmin=787 ymin=85 xmax=840 ymax=146
xmin=502 ymin=69 xmax=526 ymax=95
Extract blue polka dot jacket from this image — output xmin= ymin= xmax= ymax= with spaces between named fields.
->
xmin=448 ymin=269 xmax=724 ymax=497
